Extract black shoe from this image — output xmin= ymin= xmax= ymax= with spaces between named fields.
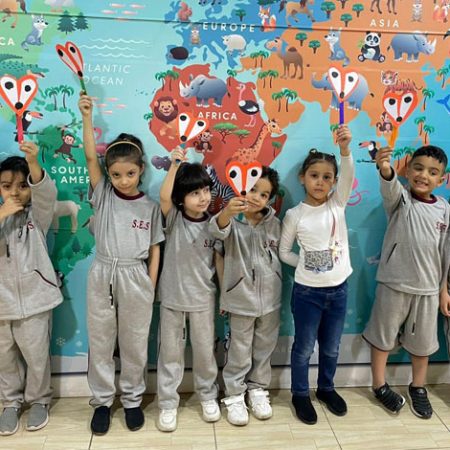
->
xmin=373 ymin=383 xmax=405 ymax=414
xmin=408 ymin=384 xmax=432 ymax=419
xmin=91 ymin=406 xmax=111 ymax=435
xmin=316 ymin=389 xmax=347 ymax=416
xmin=292 ymin=395 xmax=317 ymax=425
xmin=124 ymin=406 xmax=144 ymax=431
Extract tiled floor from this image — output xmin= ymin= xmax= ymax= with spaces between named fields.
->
xmin=2 ymin=386 xmax=450 ymax=449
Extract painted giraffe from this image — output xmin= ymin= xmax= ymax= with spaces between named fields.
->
xmin=230 ymin=119 xmax=282 ymax=164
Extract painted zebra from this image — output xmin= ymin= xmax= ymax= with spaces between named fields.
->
xmin=205 ymin=164 xmax=234 ymax=208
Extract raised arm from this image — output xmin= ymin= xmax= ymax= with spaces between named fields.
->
xmin=279 ymin=209 xmax=300 ymax=268
xmin=217 ymin=197 xmax=247 ymax=229
xmin=159 ymin=147 xmax=186 ymax=218
xmin=20 ymin=141 xmax=42 ymax=184
xmin=334 ymin=125 xmax=355 ymax=205
xmin=78 ymin=94 xmax=102 ymax=189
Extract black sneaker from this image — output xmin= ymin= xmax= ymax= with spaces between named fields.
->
xmin=316 ymin=389 xmax=347 ymax=416
xmin=408 ymin=384 xmax=432 ymax=419
xmin=292 ymin=395 xmax=317 ymax=425
xmin=124 ymin=406 xmax=144 ymax=431
xmin=373 ymin=383 xmax=405 ymax=414
xmin=91 ymin=406 xmax=111 ymax=435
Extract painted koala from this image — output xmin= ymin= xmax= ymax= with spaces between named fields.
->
xmin=358 ymin=32 xmax=385 ymax=62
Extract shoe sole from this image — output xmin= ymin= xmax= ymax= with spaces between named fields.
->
xmin=407 ymin=390 xmax=432 ymax=419
xmin=0 ymin=422 xmax=19 ymax=436
xmin=157 ymin=420 xmax=177 ymax=432
xmin=26 ymin=414 xmax=49 ymax=432
xmin=203 ymin=412 xmax=221 ymax=423
xmin=227 ymin=419 xmax=248 ymax=426
xmin=374 ymin=392 xmax=406 ymax=415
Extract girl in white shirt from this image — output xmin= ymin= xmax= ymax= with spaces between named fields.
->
xmin=279 ymin=125 xmax=354 ymax=425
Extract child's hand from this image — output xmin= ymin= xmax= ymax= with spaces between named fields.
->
xmin=78 ymin=94 xmax=93 ymax=117
xmin=375 ymin=146 xmax=393 ymax=178
xmin=0 ymin=197 xmax=24 ymax=219
xmin=336 ymin=125 xmax=352 ymax=151
xmin=19 ymin=141 xmax=39 ymax=164
xmin=440 ymin=289 xmax=450 ymax=317
xmin=225 ymin=196 xmax=248 ymax=216
xmin=171 ymin=146 xmax=187 ymax=165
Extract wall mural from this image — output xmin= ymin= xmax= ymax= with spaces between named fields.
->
xmin=0 ymin=0 xmax=449 ymax=373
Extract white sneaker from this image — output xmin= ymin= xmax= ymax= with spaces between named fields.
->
xmin=201 ymin=399 xmax=221 ymax=422
xmin=157 ymin=408 xmax=177 ymax=432
xmin=247 ymin=389 xmax=272 ymax=420
xmin=222 ymin=394 xmax=248 ymax=426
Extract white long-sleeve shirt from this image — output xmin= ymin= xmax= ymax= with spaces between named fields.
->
xmin=279 ymin=154 xmax=354 ymax=287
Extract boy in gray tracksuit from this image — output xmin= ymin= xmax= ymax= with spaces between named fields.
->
xmin=209 ymin=166 xmax=282 ymax=426
xmin=0 ymin=142 xmax=62 ymax=436
xmin=363 ymin=145 xmax=450 ymax=419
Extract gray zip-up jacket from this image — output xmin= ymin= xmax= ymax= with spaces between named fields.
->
xmin=0 ymin=171 xmax=62 ymax=320
xmin=209 ymin=207 xmax=282 ymax=317
xmin=376 ymin=170 xmax=450 ymax=295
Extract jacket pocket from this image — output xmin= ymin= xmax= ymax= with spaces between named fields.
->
xmin=34 ymin=270 xmax=58 ymax=288
xmin=20 ymin=271 xmax=61 ymax=316
xmin=0 ymin=274 xmax=20 ymax=318
xmin=226 ymin=277 xmax=244 ymax=293
xmin=385 ymin=243 xmax=397 ymax=264
xmin=378 ymin=242 xmax=419 ymax=283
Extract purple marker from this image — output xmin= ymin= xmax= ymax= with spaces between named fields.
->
xmin=339 ymin=102 xmax=345 ymax=125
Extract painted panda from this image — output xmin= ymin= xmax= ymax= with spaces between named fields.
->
xmin=358 ymin=32 xmax=385 ymax=62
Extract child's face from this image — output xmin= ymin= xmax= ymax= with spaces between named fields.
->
xmin=245 ymin=177 xmax=272 ymax=214
xmin=0 ymin=171 xmax=31 ymax=207
xmin=107 ymin=160 xmax=143 ymax=196
xmin=183 ymin=186 xmax=211 ymax=219
xmin=406 ymin=155 xmax=445 ymax=199
xmin=300 ymin=161 xmax=337 ymax=206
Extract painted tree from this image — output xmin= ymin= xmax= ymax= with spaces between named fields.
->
xmin=258 ymin=71 xmax=269 ymax=88
xmin=155 ymin=71 xmax=168 ymax=90
xmin=71 ymin=236 xmax=81 ymax=253
xmin=321 ymin=1 xmax=336 ymax=19
xmin=45 ymin=87 xmax=59 ymax=110
xmin=340 ymin=13 xmax=352 ymax=27
xmin=226 ymin=69 xmax=237 ymax=86
xmin=392 ymin=147 xmax=405 ymax=170
xmin=423 ymin=124 xmax=435 ymax=144
xmin=143 ymin=112 xmax=153 ymax=121
xmin=272 ymin=141 xmax=282 ymax=157
xmin=233 ymin=129 xmax=251 ymax=143
xmin=295 ymin=32 xmax=308 ymax=46
xmin=282 ymin=88 xmax=298 ymax=112
xmin=437 ymin=65 xmax=449 ymax=88
xmin=338 ymin=0 xmax=348 ymax=8
xmin=58 ymin=11 xmax=75 ymax=34
xmin=75 ymin=12 xmax=88 ymax=30
xmin=267 ymin=69 xmax=279 ymax=88
xmin=258 ymin=50 xmax=270 ymax=68
xmin=73 ymin=186 xmax=85 ymax=202
xmin=330 ymin=123 xmax=339 ymax=134
xmin=60 ymin=85 xmax=74 ymax=109
xmin=421 ymin=88 xmax=435 ymax=111
xmin=352 ymin=3 xmax=364 ymax=17
xmin=272 ymin=91 xmax=284 ymax=113
xmin=403 ymin=146 xmax=415 ymax=169
xmin=213 ymin=123 xmax=238 ymax=143
xmin=235 ymin=9 xmax=246 ymax=21
xmin=81 ymin=243 xmax=92 ymax=257
xmin=165 ymin=70 xmax=179 ymax=91
xmin=414 ymin=116 xmax=426 ymax=135
xmin=250 ymin=52 xmax=260 ymax=69
xmin=309 ymin=40 xmax=321 ymax=54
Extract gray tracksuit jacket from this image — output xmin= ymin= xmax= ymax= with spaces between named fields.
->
xmin=209 ymin=207 xmax=282 ymax=317
xmin=0 ymin=172 xmax=62 ymax=320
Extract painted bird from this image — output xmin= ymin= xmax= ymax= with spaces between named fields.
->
xmin=15 ymin=110 xmax=43 ymax=141
xmin=237 ymin=83 xmax=260 ymax=127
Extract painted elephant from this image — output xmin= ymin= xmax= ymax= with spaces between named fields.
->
xmin=179 ymin=74 xmax=228 ymax=107
xmin=388 ymin=33 xmax=436 ymax=62
xmin=311 ymin=72 xmax=370 ymax=111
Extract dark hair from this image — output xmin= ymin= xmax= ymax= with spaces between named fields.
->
xmin=171 ymin=162 xmax=213 ymax=209
xmin=104 ymin=133 xmax=145 ymax=170
xmin=0 ymin=156 xmax=30 ymax=180
xmin=260 ymin=165 xmax=279 ymax=200
xmin=410 ymin=145 xmax=447 ymax=171
xmin=299 ymin=149 xmax=338 ymax=177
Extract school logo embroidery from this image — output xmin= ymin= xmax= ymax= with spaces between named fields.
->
xmin=131 ymin=219 xmax=150 ymax=230
xmin=436 ymin=221 xmax=448 ymax=233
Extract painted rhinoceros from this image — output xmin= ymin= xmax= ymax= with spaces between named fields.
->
xmin=389 ymin=32 xmax=436 ymax=62
xmin=179 ymin=74 xmax=228 ymax=107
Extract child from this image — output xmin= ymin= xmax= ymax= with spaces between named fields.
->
xmin=78 ymin=95 xmax=164 ymax=434
xmin=156 ymin=147 xmax=222 ymax=432
xmin=209 ymin=166 xmax=282 ymax=426
xmin=279 ymin=125 xmax=354 ymax=425
xmin=363 ymin=145 xmax=449 ymax=419
xmin=0 ymin=142 xmax=62 ymax=436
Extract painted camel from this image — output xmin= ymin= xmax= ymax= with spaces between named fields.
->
xmin=265 ymin=37 xmax=303 ymax=79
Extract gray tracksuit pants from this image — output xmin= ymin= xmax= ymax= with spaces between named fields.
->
xmin=87 ymin=256 xmax=154 ymax=408
xmin=223 ymin=309 xmax=280 ymax=397
xmin=157 ymin=304 xmax=218 ymax=409
xmin=0 ymin=311 xmax=52 ymax=408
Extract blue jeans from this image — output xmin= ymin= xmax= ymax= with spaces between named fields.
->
xmin=290 ymin=281 xmax=348 ymax=397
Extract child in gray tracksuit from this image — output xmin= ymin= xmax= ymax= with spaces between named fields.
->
xmin=209 ymin=166 xmax=282 ymax=426
xmin=156 ymin=146 xmax=222 ymax=432
xmin=79 ymin=94 xmax=164 ymax=434
xmin=0 ymin=142 xmax=62 ymax=436
xmin=363 ymin=145 xmax=450 ymax=420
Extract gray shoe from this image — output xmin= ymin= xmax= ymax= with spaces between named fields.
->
xmin=26 ymin=404 xmax=48 ymax=431
xmin=0 ymin=407 xmax=20 ymax=436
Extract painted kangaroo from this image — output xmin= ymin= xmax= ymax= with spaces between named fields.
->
xmin=279 ymin=0 xmax=315 ymax=26
xmin=230 ymin=119 xmax=282 ymax=164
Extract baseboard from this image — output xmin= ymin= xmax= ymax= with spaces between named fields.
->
xmin=52 ymin=363 xmax=450 ymax=398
